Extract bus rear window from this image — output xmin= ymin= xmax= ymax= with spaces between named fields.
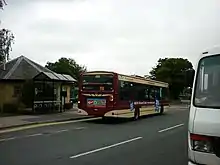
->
xmin=82 ymin=74 xmax=113 ymax=91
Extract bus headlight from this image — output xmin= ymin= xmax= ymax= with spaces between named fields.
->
xmin=78 ymin=101 xmax=80 ymax=104
xmin=190 ymin=134 xmax=214 ymax=153
xmin=193 ymin=141 xmax=213 ymax=153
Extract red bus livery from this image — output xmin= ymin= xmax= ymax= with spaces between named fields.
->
xmin=78 ymin=71 xmax=169 ymax=119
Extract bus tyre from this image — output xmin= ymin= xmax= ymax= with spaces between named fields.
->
xmin=160 ymin=105 xmax=164 ymax=115
xmin=102 ymin=116 xmax=107 ymax=120
xmin=134 ymin=108 xmax=140 ymax=120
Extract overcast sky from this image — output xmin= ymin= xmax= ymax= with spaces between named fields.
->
xmin=1 ymin=0 xmax=220 ymax=76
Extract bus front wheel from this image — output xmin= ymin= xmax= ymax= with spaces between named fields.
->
xmin=159 ymin=106 xmax=164 ymax=114
xmin=102 ymin=116 xmax=107 ymax=120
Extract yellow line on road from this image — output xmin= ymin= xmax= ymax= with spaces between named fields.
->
xmin=0 ymin=117 xmax=101 ymax=134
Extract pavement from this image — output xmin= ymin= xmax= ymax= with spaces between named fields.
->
xmin=0 ymin=109 xmax=90 ymax=130
xmin=0 ymin=106 xmax=189 ymax=165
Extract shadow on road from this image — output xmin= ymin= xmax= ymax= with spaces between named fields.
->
xmin=83 ymin=113 xmax=166 ymax=125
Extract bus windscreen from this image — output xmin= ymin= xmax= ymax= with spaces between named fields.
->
xmin=82 ymin=74 xmax=113 ymax=91
xmin=194 ymin=55 xmax=220 ymax=108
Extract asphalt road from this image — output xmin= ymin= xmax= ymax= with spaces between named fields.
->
xmin=0 ymin=109 xmax=188 ymax=165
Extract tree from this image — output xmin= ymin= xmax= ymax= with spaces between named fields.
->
xmin=45 ymin=58 xmax=87 ymax=82
xmin=0 ymin=29 xmax=15 ymax=63
xmin=0 ymin=0 xmax=6 ymax=9
xmin=149 ymin=58 xmax=195 ymax=99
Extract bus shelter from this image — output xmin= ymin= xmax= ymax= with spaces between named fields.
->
xmin=33 ymin=72 xmax=76 ymax=112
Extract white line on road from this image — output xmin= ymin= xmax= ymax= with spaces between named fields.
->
xmin=158 ymin=123 xmax=184 ymax=133
xmin=74 ymin=127 xmax=86 ymax=130
xmin=26 ymin=133 xmax=43 ymax=137
xmin=0 ymin=137 xmax=16 ymax=142
xmin=0 ymin=133 xmax=43 ymax=142
xmin=70 ymin=136 xmax=143 ymax=159
xmin=54 ymin=129 xmax=68 ymax=133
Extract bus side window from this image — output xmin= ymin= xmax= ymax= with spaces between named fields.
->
xmin=144 ymin=87 xmax=150 ymax=101
xmin=154 ymin=87 xmax=161 ymax=100
xmin=149 ymin=86 xmax=155 ymax=101
xmin=119 ymin=80 xmax=132 ymax=101
xmin=159 ymin=87 xmax=162 ymax=99
xmin=130 ymin=83 xmax=149 ymax=101
xmin=161 ymin=87 xmax=168 ymax=100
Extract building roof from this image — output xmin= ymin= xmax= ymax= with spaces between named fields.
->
xmin=62 ymin=74 xmax=76 ymax=81
xmin=34 ymin=72 xmax=76 ymax=83
xmin=0 ymin=55 xmax=76 ymax=82
xmin=83 ymin=71 xmax=168 ymax=88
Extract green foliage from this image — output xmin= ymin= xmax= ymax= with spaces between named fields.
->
xmin=45 ymin=58 xmax=87 ymax=82
xmin=0 ymin=28 xmax=15 ymax=63
xmin=149 ymin=58 xmax=195 ymax=99
xmin=0 ymin=0 xmax=7 ymax=9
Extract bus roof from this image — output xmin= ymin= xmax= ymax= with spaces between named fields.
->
xmin=83 ymin=71 xmax=169 ymax=88
xmin=118 ymin=74 xmax=168 ymax=88
xmin=82 ymin=71 xmax=114 ymax=75
xmin=200 ymin=45 xmax=220 ymax=59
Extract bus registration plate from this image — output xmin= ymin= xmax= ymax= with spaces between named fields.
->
xmin=87 ymin=98 xmax=106 ymax=108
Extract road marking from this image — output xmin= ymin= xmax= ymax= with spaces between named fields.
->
xmin=70 ymin=136 xmax=143 ymax=159
xmin=54 ymin=129 xmax=68 ymax=133
xmin=0 ymin=137 xmax=16 ymax=142
xmin=158 ymin=123 xmax=184 ymax=133
xmin=0 ymin=127 xmax=87 ymax=142
xmin=0 ymin=117 xmax=100 ymax=134
xmin=74 ymin=127 xmax=86 ymax=130
xmin=26 ymin=133 xmax=43 ymax=137
xmin=168 ymin=108 xmax=188 ymax=111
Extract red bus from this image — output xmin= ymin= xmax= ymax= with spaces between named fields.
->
xmin=77 ymin=71 xmax=169 ymax=119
